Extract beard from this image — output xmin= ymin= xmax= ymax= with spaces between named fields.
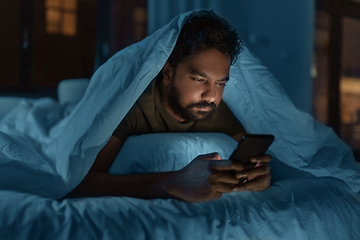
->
xmin=168 ymin=81 xmax=217 ymax=123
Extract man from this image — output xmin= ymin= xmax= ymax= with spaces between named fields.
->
xmin=68 ymin=12 xmax=271 ymax=202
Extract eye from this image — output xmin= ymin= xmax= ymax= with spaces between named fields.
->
xmin=217 ymin=82 xmax=227 ymax=87
xmin=192 ymin=77 xmax=205 ymax=82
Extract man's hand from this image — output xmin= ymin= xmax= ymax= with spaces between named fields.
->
xmin=233 ymin=154 xmax=272 ymax=191
xmin=166 ymin=153 xmax=244 ymax=203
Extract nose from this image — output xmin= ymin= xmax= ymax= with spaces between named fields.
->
xmin=201 ymin=83 xmax=216 ymax=103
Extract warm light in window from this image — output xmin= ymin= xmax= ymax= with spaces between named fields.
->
xmin=63 ymin=0 xmax=77 ymax=11
xmin=133 ymin=7 xmax=147 ymax=42
xmin=46 ymin=9 xmax=61 ymax=34
xmin=45 ymin=0 xmax=77 ymax=36
xmin=62 ymin=12 xmax=77 ymax=36
xmin=341 ymin=77 xmax=360 ymax=125
xmin=341 ymin=77 xmax=360 ymax=94
xmin=46 ymin=0 xmax=61 ymax=8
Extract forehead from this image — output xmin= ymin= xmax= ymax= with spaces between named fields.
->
xmin=178 ymin=49 xmax=231 ymax=79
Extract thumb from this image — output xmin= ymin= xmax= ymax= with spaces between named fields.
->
xmin=197 ymin=152 xmax=222 ymax=161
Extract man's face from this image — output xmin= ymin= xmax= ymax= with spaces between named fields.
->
xmin=163 ymin=48 xmax=231 ymax=122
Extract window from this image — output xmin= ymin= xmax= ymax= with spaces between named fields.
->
xmin=314 ymin=0 xmax=360 ymax=155
xmin=132 ymin=7 xmax=147 ymax=42
xmin=45 ymin=0 xmax=77 ymax=36
xmin=340 ymin=17 xmax=360 ymax=150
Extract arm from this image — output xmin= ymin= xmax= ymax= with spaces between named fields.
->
xmin=68 ymin=136 xmax=174 ymax=199
xmin=66 ymin=136 xmax=245 ymax=202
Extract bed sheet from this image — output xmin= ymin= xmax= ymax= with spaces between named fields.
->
xmin=1 ymin=170 xmax=359 ymax=239
xmin=1 ymin=9 xmax=360 ymax=240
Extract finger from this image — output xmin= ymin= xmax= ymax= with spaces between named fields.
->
xmin=236 ymin=163 xmax=270 ymax=178
xmin=250 ymin=154 xmax=272 ymax=163
xmin=208 ymin=171 xmax=240 ymax=185
xmin=197 ymin=152 xmax=223 ymax=161
xmin=212 ymin=159 xmax=244 ymax=172
xmin=234 ymin=174 xmax=271 ymax=191
xmin=210 ymin=182 xmax=233 ymax=193
xmin=211 ymin=153 xmax=222 ymax=160
xmin=212 ymin=191 xmax=223 ymax=200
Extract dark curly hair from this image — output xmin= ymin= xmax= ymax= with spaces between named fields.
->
xmin=167 ymin=11 xmax=242 ymax=69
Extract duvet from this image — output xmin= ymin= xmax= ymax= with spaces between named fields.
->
xmin=0 ymin=10 xmax=359 ymax=240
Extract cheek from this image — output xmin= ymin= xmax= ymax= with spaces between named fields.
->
xmin=178 ymin=84 xmax=202 ymax=100
xmin=214 ymin=87 xmax=224 ymax=104
xmin=182 ymin=91 xmax=199 ymax=105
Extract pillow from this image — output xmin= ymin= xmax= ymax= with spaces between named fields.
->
xmin=108 ymin=132 xmax=238 ymax=175
xmin=57 ymin=79 xmax=90 ymax=117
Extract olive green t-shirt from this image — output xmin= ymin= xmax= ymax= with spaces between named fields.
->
xmin=113 ymin=79 xmax=245 ymax=142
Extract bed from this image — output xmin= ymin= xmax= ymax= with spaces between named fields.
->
xmin=1 ymin=10 xmax=359 ymax=240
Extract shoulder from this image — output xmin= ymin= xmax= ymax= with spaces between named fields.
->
xmin=112 ymin=80 xmax=157 ymax=140
xmin=137 ymin=79 xmax=157 ymax=108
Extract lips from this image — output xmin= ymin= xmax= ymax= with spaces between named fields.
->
xmin=187 ymin=101 xmax=216 ymax=111
xmin=195 ymin=107 xmax=212 ymax=111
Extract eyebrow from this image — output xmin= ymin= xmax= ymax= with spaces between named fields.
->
xmin=189 ymin=69 xmax=229 ymax=82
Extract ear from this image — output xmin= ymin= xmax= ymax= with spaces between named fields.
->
xmin=162 ymin=61 xmax=174 ymax=86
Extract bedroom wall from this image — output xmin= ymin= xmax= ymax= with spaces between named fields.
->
xmin=0 ymin=1 xmax=21 ymax=89
xmin=147 ymin=0 xmax=315 ymax=114
xmin=94 ymin=0 xmax=147 ymax=70
xmin=0 ymin=0 xmax=147 ymax=95
xmin=0 ymin=0 xmax=97 ymax=95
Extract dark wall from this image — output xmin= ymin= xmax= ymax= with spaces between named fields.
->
xmin=32 ymin=0 xmax=97 ymax=89
xmin=0 ymin=0 xmax=97 ymax=93
xmin=0 ymin=1 xmax=21 ymax=89
xmin=0 ymin=0 xmax=147 ymax=94
xmin=94 ymin=0 xmax=147 ymax=70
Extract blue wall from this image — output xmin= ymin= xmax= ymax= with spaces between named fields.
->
xmin=148 ymin=0 xmax=315 ymax=114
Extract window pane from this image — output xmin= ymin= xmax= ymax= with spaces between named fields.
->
xmin=313 ymin=10 xmax=330 ymax=125
xmin=133 ymin=7 xmax=147 ymax=42
xmin=63 ymin=0 xmax=77 ymax=11
xmin=62 ymin=12 xmax=77 ymax=36
xmin=340 ymin=17 xmax=360 ymax=150
xmin=46 ymin=0 xmax=61 ymax=8
xmin=45 ymin=9 xmax=61 ymax=34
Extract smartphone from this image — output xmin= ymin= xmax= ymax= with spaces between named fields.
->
xmin=230 ymin=134 xmax=274 ymax=163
